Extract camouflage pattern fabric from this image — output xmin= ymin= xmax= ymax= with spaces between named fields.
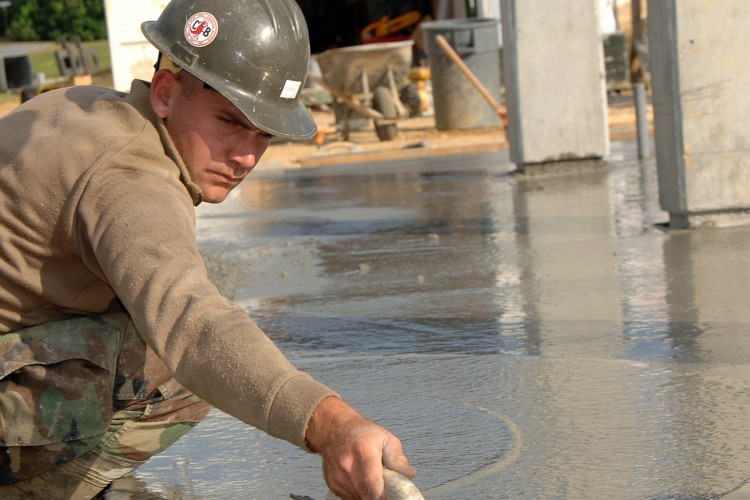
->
xmin=0 ymin=305 xmax=212 ymax=493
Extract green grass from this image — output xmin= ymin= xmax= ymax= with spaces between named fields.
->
xmin=28 ymin=39 xmax=111 ymax=79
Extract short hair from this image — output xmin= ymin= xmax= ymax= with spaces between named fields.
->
xmin=154 ymin=52 xmax=216 ymax=94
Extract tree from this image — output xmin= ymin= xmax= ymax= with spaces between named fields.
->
xmin=7 ymin=0 xmax=106 ymax=41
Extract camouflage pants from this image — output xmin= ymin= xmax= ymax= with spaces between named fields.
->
xmin=0 ymin=304 xmax=212 ymax=498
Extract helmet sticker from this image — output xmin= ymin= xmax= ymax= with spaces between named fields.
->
xmin=280 ymin=80 xmax=302 ymax=99
xmin=184 ymin=12 xmax=219 ymax=47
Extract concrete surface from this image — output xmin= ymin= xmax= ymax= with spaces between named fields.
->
xmin=126 ymin=137 xmax=749 ymax=499
xmin=724 ymin=481 xmax=750 ymax=500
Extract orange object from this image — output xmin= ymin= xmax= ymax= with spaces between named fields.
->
xmin=361 ymin=11 xmax=421 ymax=41
xmin=313 ymin=124 xmax=338 ymax=146
xmin=408 ymin=67 xmax=431 ymax=82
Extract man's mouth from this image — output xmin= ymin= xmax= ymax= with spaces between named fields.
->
xmin=210 ymin=170 xmax=242 ymax=184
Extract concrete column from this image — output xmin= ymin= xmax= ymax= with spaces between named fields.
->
xmin=104 ymin=0 xmax=168 ymax=92
xmin=649 ymin=0 xmax=750 ymax=229
xmin=500 ymin=0 xmax=609 ymax=171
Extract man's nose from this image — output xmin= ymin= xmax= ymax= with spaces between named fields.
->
xmin=229 ymin=131 xmax=270 ymax=170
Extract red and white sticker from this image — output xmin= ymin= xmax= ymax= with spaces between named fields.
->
xmin=184 ymin=12 xmax=218 ymax=47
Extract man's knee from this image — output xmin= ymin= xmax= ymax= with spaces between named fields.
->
xmin=102 ymin=387 xmax=212 ymax=462
xmin=1 ymin=310 xmax=211 ymax=487
xmin=0 ymin=315 xmax=129 ymax=484
xmin=0 ymin=391 xmax=211 ymax=496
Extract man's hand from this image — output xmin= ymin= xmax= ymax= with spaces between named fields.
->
xmin=305 ymin=396 xmax=416 ymax=500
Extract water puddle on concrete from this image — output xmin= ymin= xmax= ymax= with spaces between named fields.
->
xmin=134 ymin=142 xmax=750 ymax=499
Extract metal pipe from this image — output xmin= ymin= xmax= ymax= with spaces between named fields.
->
xmin=634 ymin=82 xmax=650 ymax=158
xmin=437 ymin=0 xmax=449 ymax=20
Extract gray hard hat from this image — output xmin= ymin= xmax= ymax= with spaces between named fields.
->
xmin=142 ymin=0 xmax=316 ymax=140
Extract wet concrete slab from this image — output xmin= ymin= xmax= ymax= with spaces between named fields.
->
xmin=133 ymin=140 xmax=750 ymax=499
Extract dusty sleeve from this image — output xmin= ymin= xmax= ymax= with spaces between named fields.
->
xmin=75 ymin=164 xmax=337 ymax=450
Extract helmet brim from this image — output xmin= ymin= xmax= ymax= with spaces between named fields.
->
xmin=218 ymin=82 xmax=318 ymax=142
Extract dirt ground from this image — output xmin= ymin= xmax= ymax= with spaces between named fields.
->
xmin=260 ymin=90 xmax=650 ymax=169
xmin=0 ymin=90 xmax=650 ymax=170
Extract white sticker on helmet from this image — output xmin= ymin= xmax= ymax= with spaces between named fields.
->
xmin=184 ymin=12 xmax=219 ymax=47
xmin=280 ymin=80 xmax=302 ymax=99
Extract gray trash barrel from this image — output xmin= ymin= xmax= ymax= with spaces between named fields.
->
xmin=0 ymin=55 xmax=34 ymax=92
xmin=422 ymin=18 xmax=502 ymax=130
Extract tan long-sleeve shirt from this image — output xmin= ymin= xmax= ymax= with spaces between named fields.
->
xmin=0 ymin=80 xmax=335 ymax=450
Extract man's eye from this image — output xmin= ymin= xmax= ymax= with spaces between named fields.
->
xmin=219 ymin=117 xmax=240 ymax=126
xmin=219 ymin=115 xmax=274 ymax=138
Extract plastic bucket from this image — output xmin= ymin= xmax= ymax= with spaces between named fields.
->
xmin=422 ymin=18 xmax=502 ymax=130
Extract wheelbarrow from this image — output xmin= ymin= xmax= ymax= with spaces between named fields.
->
xmin=309 ymin=40 xmax=414 ymax=141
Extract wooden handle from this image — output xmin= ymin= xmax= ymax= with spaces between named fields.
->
xmin=307 ymin=73 xmax=385 ymax=120
xmin=434 ymin=34 xmax=507 ymax=126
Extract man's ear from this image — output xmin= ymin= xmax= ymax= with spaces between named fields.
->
xmin=150 ymin=70 xmax=178 ymax=119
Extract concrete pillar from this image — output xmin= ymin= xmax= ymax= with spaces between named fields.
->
xmin=104 ymin=0 xmax=168 ymax=92
xmin=499 ymin=0 xmax=609 ymax=171
xmin=648 ymin=0 xmax=750 ymax=229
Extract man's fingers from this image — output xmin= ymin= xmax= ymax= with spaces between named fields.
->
xmin=357 ymin=455 xmax=386 ymax=500
xmin=324 ymin=460 xmax=357 ymax=500
xmin=325 ymin=460 xmax=385 ymax=500
xmin=382 ymin=438 xmax=416 ymax=480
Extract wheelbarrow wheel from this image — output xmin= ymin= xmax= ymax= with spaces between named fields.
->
xmin=373 ymin=86 xmax=398 ymax=141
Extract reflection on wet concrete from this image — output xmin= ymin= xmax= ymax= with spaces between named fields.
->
xmin=135 ymin=141 xmax=750 ymax=498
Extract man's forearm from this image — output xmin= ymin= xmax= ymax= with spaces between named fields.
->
xmin=305 ymin=395 xmax=360 ymax=453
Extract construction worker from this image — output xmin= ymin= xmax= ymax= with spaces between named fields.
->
xmin=0 ymin=0 xmax=415 ymax=498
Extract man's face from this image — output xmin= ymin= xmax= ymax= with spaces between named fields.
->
xmin=150 ymin=71 xmax=274 ymax=203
